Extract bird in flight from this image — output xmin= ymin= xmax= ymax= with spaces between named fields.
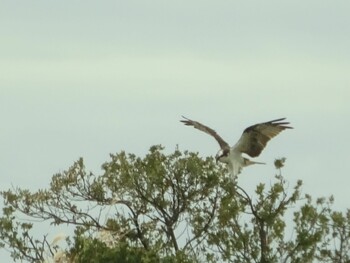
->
xmin=181 ymin=116 xmax=292 ymax=178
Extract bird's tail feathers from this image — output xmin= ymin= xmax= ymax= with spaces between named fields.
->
xmin=243 ymin=158 xmax=266 ymax=166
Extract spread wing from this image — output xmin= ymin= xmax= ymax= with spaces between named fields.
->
xmin=180 ymin=116 xmax=230 ymax=150
xmin=233 ymin=118 xmax=292 ymax=157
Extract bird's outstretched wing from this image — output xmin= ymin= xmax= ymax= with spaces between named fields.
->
xmin=181 ymin=116 xmax=230 ymax=150
xmin=233 ymin=118 xmax=292 ymax=157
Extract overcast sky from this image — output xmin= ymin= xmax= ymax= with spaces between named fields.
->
xmin=1 ymin=1 xmax=350 ymax=261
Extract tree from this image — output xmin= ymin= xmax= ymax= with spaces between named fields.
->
xmin=0 ymin=145 xmax=349 ymax=262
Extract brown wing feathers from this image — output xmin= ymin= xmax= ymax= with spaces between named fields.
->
xmin=238 ymin=118 xmax=292 ymax=157
xmin=180 ymin=116 xmax=230 ymax=150
xmin=181 ymin=116 xmax=292 ymax=158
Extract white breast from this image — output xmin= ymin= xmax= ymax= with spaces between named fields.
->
xmin=227 ymin=149 xmax=244 ymax=178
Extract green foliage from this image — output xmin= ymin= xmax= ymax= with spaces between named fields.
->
xmin=69 ymin=236 xmax=158 ymax=263
xmin=0 ymin=145 xmax=349 ymax=262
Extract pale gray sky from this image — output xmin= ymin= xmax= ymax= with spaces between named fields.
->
xmin=1 ymin=1 xmax=350 ymax=261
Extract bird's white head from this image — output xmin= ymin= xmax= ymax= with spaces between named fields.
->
xmin=215 ymin=149 xmax=230 ymax=164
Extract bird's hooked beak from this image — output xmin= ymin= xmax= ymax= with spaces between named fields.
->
xmin=215 ymin=155 xmax=219 ymax=164
xmin=215 ymin=149 xmax=229 ymax=164
xmin=215 ymin=152 xmax=222 ymax=164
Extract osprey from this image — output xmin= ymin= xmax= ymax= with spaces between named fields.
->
xmin=181 ymin=116 xmax=292 ymax=177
